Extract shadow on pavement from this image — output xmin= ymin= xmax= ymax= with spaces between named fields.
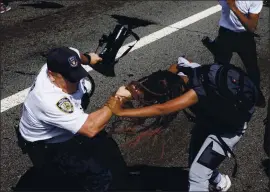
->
xmin=20 ymin=1 xmax=64 ymax=9
xmin=262 ymin=159 xmax=269 ymax=178
xmin=126 ymin=165 xmax=189 ymax=191
xmin=12 ymin=165 xmax=189 ymax=191
xmin=262 ymin=96 xmax=270 ymax=180
xmin=263 ymin=96 xmax=270 ymax=157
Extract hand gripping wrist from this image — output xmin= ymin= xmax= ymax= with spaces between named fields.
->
xmin=83 ymin=53 xmax=92 ymax=65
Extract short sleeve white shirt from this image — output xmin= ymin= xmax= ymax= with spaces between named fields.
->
xmin=218 ymin=0 xmax=263 ymax=32
xmin=19 ymin=48 xmax=89 ymax=143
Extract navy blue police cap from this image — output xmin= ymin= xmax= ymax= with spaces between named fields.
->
xmin=47 ymin=47 xmax=88 ymax=83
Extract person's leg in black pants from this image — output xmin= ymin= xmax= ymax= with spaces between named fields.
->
xmin=213 ymin=27 xmax=235 ymax=65
xmin=237 ymin=35 xmax=260 ymax=87
xmin=237 ymin=34 xmax=266 ymax=107
xmin=202 ymin=27 xmax=234 ymax=65
xmin=80 ymin=131 xmax=130 ymax=191
xmin=204 ymin=27 xmax=266 ymax=107
xmin=2 ymin=0 xmax=9 ymax=6
xmin=25 ymin=130 xmax=130 ymax=191
xmin=59 ymin=131 xmax=130 ymax=191
xmin=51 ymin=136 xmax=113 ymax=191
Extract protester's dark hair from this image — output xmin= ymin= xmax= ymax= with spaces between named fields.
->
xmin=108 ymin=70 xmax=187 ymax=136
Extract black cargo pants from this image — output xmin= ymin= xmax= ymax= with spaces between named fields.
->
xmin=214 ymin=26 xmax=261 ymax=89
xmin=24 ymin=131 xmax=129 ymax=191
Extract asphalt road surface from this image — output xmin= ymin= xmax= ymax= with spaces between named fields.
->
xmin=1 ymin=1 xmax=269 ymax=191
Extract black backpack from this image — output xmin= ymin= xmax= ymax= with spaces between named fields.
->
xmin=179 ymin=63 xmax=259 ymax=124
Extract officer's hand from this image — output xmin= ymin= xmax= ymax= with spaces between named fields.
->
xmin=116 ymin=86 xmax=132 ymax=100
xmin=105 ymin=96 xmax=123 ymax=115
xmin=89 ymin=53 xmax=103 ymax=65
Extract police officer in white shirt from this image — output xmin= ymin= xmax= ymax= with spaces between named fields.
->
xmin=18 ymin=47 xmax=129 ymax=191
xmin=203 ymin=0 xmax=266 ymax=108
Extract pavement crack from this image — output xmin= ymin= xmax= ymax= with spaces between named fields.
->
xmin=1 ymin=69 xmax=36 ymax=76
xmin=14 ymin=71 xmax=36 ymax=76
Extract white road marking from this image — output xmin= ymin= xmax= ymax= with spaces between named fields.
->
xmin=1 ymin=4 xmax=221 ymax=113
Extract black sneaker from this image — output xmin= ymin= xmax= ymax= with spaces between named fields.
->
xmin=202 ymin=36 xmax=216 ymax=56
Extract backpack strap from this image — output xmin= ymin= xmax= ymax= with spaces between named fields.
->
xmin=196 ymin=64 xmax=212 ymax=96
xmin=216 ymin=134 xmax=238 ymax=178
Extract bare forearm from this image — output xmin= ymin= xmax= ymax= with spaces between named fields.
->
xmin=87 ymin=106 xmax=112 ymax=136
xmin=118 ymin=92 xmax=196 ymax=117
xmin=118 ymin=104 xmax=164 ymax=117
xmin=118 ymin=103 xmax=186 ymax=118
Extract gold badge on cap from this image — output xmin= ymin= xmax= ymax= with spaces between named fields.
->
xmin=56 ymin=97 xmax=74 ymax=113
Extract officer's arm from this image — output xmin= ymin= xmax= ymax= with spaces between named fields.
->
xmin=109 ymin=89 xmax=198 ymax=117
xmin=78 ymin=106 xmax=112 ymax=138
xmin=227 ymin=1 xmax=262 ymax=32
xmin=231 ymin=9 xmax=260 ymax=32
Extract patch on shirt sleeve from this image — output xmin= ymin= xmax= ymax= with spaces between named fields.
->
xmin=56 ymin=97 xmax=74 ymax=113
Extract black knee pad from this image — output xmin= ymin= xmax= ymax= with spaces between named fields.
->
xmin=197 ymin=141 xmax=226 ymax=170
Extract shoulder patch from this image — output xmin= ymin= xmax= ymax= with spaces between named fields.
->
xmin=56 ymin=97 xmax=74 ymax=113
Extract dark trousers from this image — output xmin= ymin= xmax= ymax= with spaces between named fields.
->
xmin=2 ymin=0 xmax=9 ymax=5
xmin=264 ymin=97 xmax=270 ymax=157
xmin=214 ymin=26 xmax=261 ymax=88
xmin=25 ymin=131 xmax=129 ymax=191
